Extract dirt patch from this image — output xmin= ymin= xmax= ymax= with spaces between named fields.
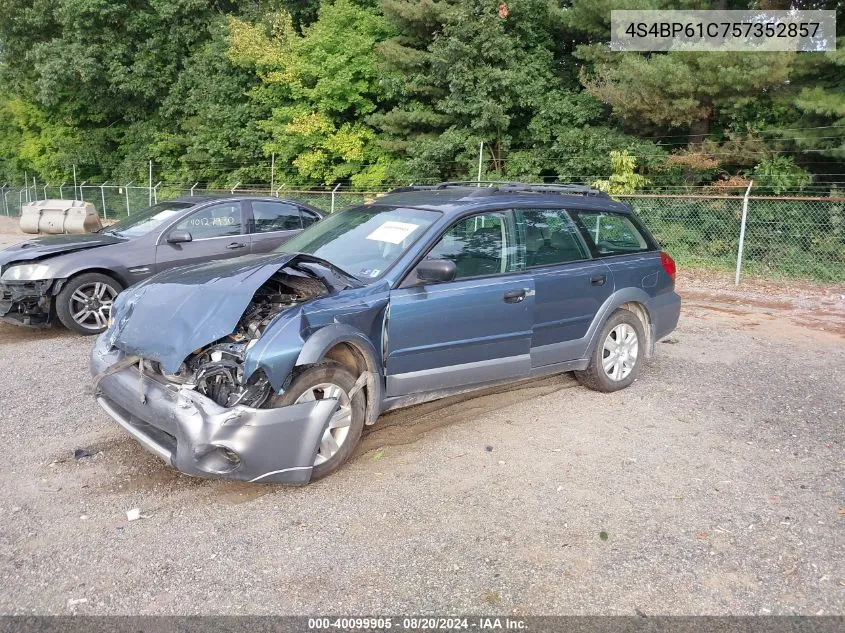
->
xmin=676 ymin=271 xmax=845 ymax=342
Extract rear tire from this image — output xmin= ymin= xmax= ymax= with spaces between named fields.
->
xmin=575 ymin=309 xmax=645 ymax=393
xmin=55 ymin=272 xmax=123 ymax=335
xmin=266 ymin=362 xmax=365 ymax=481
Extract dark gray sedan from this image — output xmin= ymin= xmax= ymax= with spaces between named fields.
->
xmin=0 ymin=196 xmax=322 ymax=334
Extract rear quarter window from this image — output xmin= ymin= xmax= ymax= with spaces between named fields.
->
xmin=572 ymin=211 xmax=652 ymax=256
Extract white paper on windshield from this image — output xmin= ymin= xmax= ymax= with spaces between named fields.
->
xmin=366 ymin=221 xmax=420 ymax=245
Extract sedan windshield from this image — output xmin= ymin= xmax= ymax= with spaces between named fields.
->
xmin=102 ymin=201 xmax=193 ymax=238
xmin=278 ymin=205 xmax=440 ymax=281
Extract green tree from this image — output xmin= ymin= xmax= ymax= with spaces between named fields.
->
xmin=228 ymin=0 xmax=399 ymax=187
xmin=592 ymin=150 xmax=650 ymax=194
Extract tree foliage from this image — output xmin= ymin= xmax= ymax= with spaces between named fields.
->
xmin=0 ymin=0 xmax=841 ymax=192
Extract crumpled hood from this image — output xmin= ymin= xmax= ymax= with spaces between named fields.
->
xmin=0 ymin=233 xmax=125 ymax=270
xmin=105 ymin=253 xmax=311 ymax=373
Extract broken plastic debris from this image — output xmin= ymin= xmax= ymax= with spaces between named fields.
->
xmin=126 ymin=508 xmax=141 ymax=521
xmin=67 ymin=598 xmax=87 ymax=607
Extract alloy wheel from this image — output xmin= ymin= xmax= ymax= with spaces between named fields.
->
xmin=602 ymin=323 xmax=639 ymax=381
xmin=293 ymin=382 xmax=353 ymax=466
xmin=69 ymin=282 xmax=117 ymax=331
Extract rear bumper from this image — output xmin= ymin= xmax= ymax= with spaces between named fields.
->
xmin=90 ymin=335 xmax=338 ymax=484
xmin=0 ymin=280 xmax=54 ymax=327
xmin=649 ymin=290 xmax=681 ymax=341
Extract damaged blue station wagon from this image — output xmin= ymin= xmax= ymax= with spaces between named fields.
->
xmin=91 ymin=183 xmax=681 ymax=483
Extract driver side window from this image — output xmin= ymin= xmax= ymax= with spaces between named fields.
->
xmin=427 ymin=210 xmax=520 ymax=280
xmin=175 ymin=202 xmax=243 ymax=239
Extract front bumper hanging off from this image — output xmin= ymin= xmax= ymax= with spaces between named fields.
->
xmin=90 ymin=336 xmax=338 ymax=484
xmin=0 ymin=280 xmax=55 ymax=327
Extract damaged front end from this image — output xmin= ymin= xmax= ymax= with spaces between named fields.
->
xmin=91 ymin=254 xmax=359 ymax=484
xmin=0 ymin=279 xmax=56 ymax=327
xmin=147 ymin=267 xmax=329 ymax=409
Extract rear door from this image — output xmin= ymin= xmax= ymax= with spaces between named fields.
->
xmin=247 ymin=200 xmax=307 ymax=254
xmin=386 ymin=209 xmax=535 ymax=398
xmin=155 ymin=201 xmax=248 ymax=271
xmin=569 ymin=208 xmax=660 ymax=298
xmin=519 ymin=208 xmax=614 ymax=367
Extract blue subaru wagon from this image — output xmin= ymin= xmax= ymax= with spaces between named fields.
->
xmin=91 ymin=183 xmax=681 ymax=483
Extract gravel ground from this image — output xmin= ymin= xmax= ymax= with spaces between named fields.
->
xmin=0 ymin=276 xmax=843 ymax=615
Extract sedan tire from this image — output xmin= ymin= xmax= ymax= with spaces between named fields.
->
xmin=55 ymin=272 xmax=123 ymax=335
xmin=266 ymin=362 xmax=365 ymax=481
xmin=575 ymin=309 xmax=645 ymax=393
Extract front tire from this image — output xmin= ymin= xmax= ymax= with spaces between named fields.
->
xmin=265 ymin=362 xmax=365 ymax=481
xmin=575 ymin=309 xmax=645 ymax=393
xmin=55 ymin=272 xmax=123 ymax=335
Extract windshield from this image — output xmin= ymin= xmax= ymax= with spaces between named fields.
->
xmin=102 ymin=201 xmax=193 ymax=238
xmin=278 ymin=205 xmax=441 ymax=281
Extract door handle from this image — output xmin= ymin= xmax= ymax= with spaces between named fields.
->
xmin=503 ymin=289 xmax=527 ymax=304
xmin=227 ymin=242 xmax=247 ymax=250
xmin=590 ymin=274 xmax=607 ymax=286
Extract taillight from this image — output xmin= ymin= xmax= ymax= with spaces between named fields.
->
xmin=660 ymin=251 xmax=676 ymax=282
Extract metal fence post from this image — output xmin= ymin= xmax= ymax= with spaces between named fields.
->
xmin=148 ymin=161 xmax=153 ymax=206
xmin=79 ymin=181 xmax=87 ymax=202
xmin=190 ymin=182 xmax=198 ymax=196
xmin=331 ymin=183 xmax=341 ymax=214
xmin=72 ymin=166 xmax=77 ymax=201
xmin=59 ymin=182 xmax=65 ymax=200
xmin=124 ymin=182 xmax=132 ymax=215
xmin=477 ymin=141 xmax=484 ymax=185
xmin=153 ymin=181 xmax=161 ymax=204
xmin=2 ymin=186 xmax=8 ymax=216
xmin=100 ymin=182 xmax=108 ymax=220
xmin=231 ymin=181 xmax=241 ymax=194
xmin=43 ymin=183 xmax=48 ymax=199
xmin=734 ymin=181 xmax=754 ymax=286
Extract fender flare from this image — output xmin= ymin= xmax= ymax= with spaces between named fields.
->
xmin=295 ymin=323 xmax=384 ymax=425
xmin=584 ymin=288 xmax=655 ymax=358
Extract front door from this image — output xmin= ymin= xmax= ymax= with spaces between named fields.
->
xmin=518 ymin=208 xmax=614 ymax=366
xmin=386 ymin=209 xmax=534 ymax=398
xmin=155 ymin=201 xmax=249 ymax=271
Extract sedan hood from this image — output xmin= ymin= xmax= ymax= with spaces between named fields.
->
xmin=0 ymin=233 xmax=125 ymax=270
xmin=105 ymin=253 xmax=341 ymax=373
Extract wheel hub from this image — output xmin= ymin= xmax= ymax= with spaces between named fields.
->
xmin=602 ymin=323 xmax=639 ymax=382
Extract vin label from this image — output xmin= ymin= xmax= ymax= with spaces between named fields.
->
xmin=610 ymin=10 xmax=836 ymax=52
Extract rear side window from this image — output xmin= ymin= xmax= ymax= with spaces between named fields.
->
xmin=520 ymin=209 xmax=588 ymax=267
xmin=572 ymin=211 xmax=650 ymax=256
xmin=251 ymin=201 xmax=302 ymax=232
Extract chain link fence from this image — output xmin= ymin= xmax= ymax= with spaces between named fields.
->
xmin=620 ymin=195 xmax=845 ymax=282
xmin=2 ymin=184 xmax=843 ymax=283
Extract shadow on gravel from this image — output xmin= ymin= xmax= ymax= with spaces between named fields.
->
xmin=355 ymin=371 xmax=579 ymax=457
xmin=0 ymin=322 xmax=75 ymax=345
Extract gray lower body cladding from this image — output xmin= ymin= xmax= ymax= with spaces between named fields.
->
xmin=90 ymin=337 xmax=339 ymax=484
xmin=0 ymin=280 xmax=55 ymax=327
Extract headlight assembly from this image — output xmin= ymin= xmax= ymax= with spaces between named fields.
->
xmin=0 ymin=263 xmax=55 ymax=282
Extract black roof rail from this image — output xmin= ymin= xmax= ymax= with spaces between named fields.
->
xmin=387 ymin=185 xmax=436 ymax=194
xmin=428 ymin=181 xmax=610 ymax=198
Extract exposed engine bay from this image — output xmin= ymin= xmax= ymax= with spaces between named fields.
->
xmin=149 ymin=268 xmax=328 ymax=408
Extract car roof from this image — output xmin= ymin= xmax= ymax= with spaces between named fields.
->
xmin=369 ymin=182 xmax=632 ymax=216
xmin=168 ymin=194 xmax=322 ymax=214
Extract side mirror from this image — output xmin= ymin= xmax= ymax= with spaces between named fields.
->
xmin=167 ymin=230 xmax=192 ymax=244
xmin=416 ymin=258 xmax=456 ymax=284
